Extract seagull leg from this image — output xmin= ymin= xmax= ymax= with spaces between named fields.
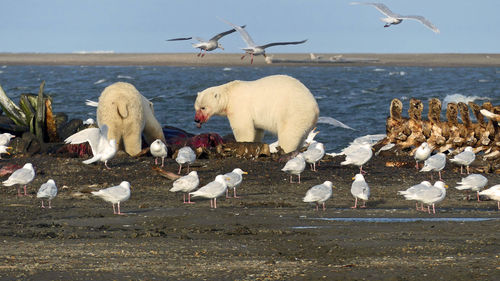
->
xmin=476 ymin=191 xmax=481 ymax=202
xmin=427 ymin=205 xmax=431 ymax=214
xmin=183 ymin=193 xmax=186 ymax=203
xmin=23 ymin=185 xmax=28 ymax=196
xmin=112 ymin=204 xmax=117 ymax=214
xmin=210 ymin=199 xmax=213 ymax=208
xmin=48 ymin=200 xmax=52 ymax=209
xmin=322 ymin=202 xmax=326 ymax=211
xmin=240 ymin=54 xmax=246 ymax=60
xmin=460 ymin=166 xmax=464 ymax=175
xmin=289 ymin=175 xmax=294 ymax=183
xmin=351 ymin=198 xmax=358 ymax=209
xmin=197 ymin=50 xmax=202 ymax=57
xmin=497 ymin=201 xmax=500 ymax=211
xmin=415 ymin=161 xmax=419 ymax=171
xmin=438 ymin=171 xmax=443 ymax=181
xmin=250 ymin=54 xmax=254 ymax=64
xmin=214 ymin=198 xmax=217 ymax=209
xmin=155 ymin=158 xmax=158 ymax=165
xmin=315 ymin=203 xmax=319 ymax=211
xmin=41 ymin=200 xmax=45 ymax=209
xmin=201 ymin=50 xmax=206 ymax=57
xmin=161 ymin=158 xmax=165 ymax=167
xmin=233 ymin=188 xmax=240 ymax=198
xmin=432 ymin=204 xmax=436 ymax=214
xmin=187 ymin=164 xmax=190 ymax=173
xmin=361 ymin=201 xmax=367 ymax=208
xmin=226 ymin=189 xmax=230 ymax=199
xmin=185 ymin=193 xmax=195 ymax=204
xmin=178 ymin=164 xmax=182 ymax=174
xmin=466 ymin=166 xmax=470 ymax=174
xmin=298 ymin=174 xmax=301 ymax=184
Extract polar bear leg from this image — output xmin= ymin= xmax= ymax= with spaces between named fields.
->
xmin=121 ymin=123 xmax=144 ymax=156
xmin=277 ymin=123 xmax=311 ymax=153
xmin=229 ymin=117 xmax=257 ymax=142
xmin=254 ymin=129 xmax=265 ymax=142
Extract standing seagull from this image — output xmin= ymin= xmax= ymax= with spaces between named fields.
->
xmin=170 ymin=171 xmax=199 ymax=204
xmin=450 ymin=146 xmax=475 ymax=174
xmin=220 ymin=18 xmax=307 ymax=64
xmin=350 ymin=2 xmax=440 ymax=33
xmin=150 ymin=139 xmax=168 ymax=167
xmin=189 ymin=175 xmax=229 ymax=209
xmin=302 ymin=142 xmax=325 ymax=172
xmin=91 ymin=181 xmax=131 ymax=215
xmin=166 ymin=26 xmax=244 ymax=57
xmin=2 ymin=163 xmax=35 ymax=196
xmin=341 ymin=143 xmax=373 ymax=174
xmin=454 ymin=174 xmax=488 ymax=202
xmin=175 ymin=146 xmax=196 ymax=174
xmin=64 ymin=124 xmax=117 ymax=169
xmin=0 ymin=133 xmax=15 ymax=146
xmin=224 ymin=168 xmax=248 ymax=198
xmin=37 ymin=179 xmax=57 ymax=209
xmin=351 ymin=173 xmax=370 ymax=208
xmin=420 ymin=152 xmax=446 ymax=181
xmin=281 ymin=153 xmax=306 ymax=184
xmin=414 ymin=142 xmax=432 ymax=170
xmin=303 ymin=181 xmax=334 ymax=211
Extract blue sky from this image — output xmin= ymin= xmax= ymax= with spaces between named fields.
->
xmin=1 ymin=0 xmax=499 ymax=54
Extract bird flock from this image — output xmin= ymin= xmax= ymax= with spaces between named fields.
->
xmin=166 ymin=2 xmax=440 ymax=63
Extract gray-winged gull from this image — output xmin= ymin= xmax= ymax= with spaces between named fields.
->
xmin=281 ymin=153 xmax=306 ymax=183
xmin=2 ymin=163 xmax=35 ymax=196
xmin=91 ymin=181 xmax=131 ymax=215
xmin=341 ymin=143 xmax=373 ymax=174
xmin=454 ymin=173 xmax=488 ymax=202
xmin=175 ymin=146 xmax=196 ymax=174
xmin=303 ymin=181 xmax=333 ymax=211
xmin=414 ymin=142 xmax=432 ymax=170
xmin=37 ymin=179 xmax=57 ymax=209
xmin=150 ymin=139 xmax=168 ymax=167
xmin=450 ymin=146 xmax=475 ymax=174
xmin=398 ymin=180 xmax=432 ymax=211
xmin=224 ymin=168 xmax=248 ymax=198
xmin=478 ymin=185 xmax=500 ymax=210
xmin=302 ymin=142 xmax=325 ymax=171
xmin=420 ymin=152 xmax=446 ymax=181
xmin=189 ymin=175 xmax=229 ymax=208
xmin=170 ymin=171 xmax=199 ymax=204
xmin=351 ymin=173 xmax=370 ymax=208
xmin=350 ymin=2 xmax=440 ymax=33
xmin=65 ymin=124 xmax=117 ymax=169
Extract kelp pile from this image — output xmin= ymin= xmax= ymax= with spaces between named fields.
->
xmin=384 ymin=97 xmax=500 ymax=160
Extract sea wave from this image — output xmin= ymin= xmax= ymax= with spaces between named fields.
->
xmin=443 ymin=94 xmax=490 ymax=106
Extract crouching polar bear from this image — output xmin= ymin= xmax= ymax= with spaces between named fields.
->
xmin=97 ymin=82 xmax=166 ymax=156
xmin=194 ymin=75 xmax=319 ymax=153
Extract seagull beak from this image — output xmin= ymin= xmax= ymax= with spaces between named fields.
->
xmin=444 ymin=185 xmax=449 ymax=188
xmin=242 ymin=171 xmax=248 ymax=174
xmin=351 ymin=176 xmax=355 ymax=180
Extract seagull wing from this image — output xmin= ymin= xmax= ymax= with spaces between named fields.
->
xmin=64 ymin=127 xmax=102 ymax=155
xmin=219 ymin=18 xmax=256 ymax=47
xmin=194 ymin=37 xmax=207 ymax=43
xmin=351 ymin=2 xmax=400 ymax=18
xmin=400 ymin=15 xmax=440 ymax=33
xmin=259 ymin=39 xmax=307 ymax=50
xmin=166 ymin=37 xmax=193 ymax=41
xmin=209 ymin=25 xmax=246 ymax=41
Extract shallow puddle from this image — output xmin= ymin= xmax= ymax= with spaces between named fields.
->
xmin=311 ymin=217 xmax=500 ymax=223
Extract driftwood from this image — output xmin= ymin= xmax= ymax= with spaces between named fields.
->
xmin=385 ymin=98 xmax=500 ymax=160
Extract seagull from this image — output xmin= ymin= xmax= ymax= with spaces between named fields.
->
xmin=450 ymin=146 xmax=475 ymax=174
xmin=170 ymin=171 xmax=199 ymax=204
xmin=303 ymin=181 xmax=334 ymax=211
xmin=64 ymin=124 xmax=117 ymax=169
xmin=175 ymin=146 xmax=196 ymax=174
xmin=420 ymin=153 xmax=446 ymax=181
xmin=350 ymin=2 xmax=440 ymax=33
xmin=341 ymin=142 xmax=373 ymax=174
xmin=351 ymin=173 xmax=370 ymax=208
xmin=414 ymin=142 xmax=432 ymax=170
xmin=189 ymin=175 xmax=229 ymax=208
xmin=455 ymin=174 xmax=488 ymax=202
xmin=2 ymin=163 xmax=35 ymax=196
xmin=0 ymin=133 xmax=15 ymax=146
xmin=37 ymin=179 xmax=57 ymax=209
xmin=415 ymin=181 xmax=448 ymax=214
xmin=281 ymin=153 xmax=306 ymax=183
xmin=478 ymin=185 xmax=500 ymax=210
xmin=91 ymin=181 xmax=131 ymax=215
xmin=269 ymin=127 xmax=319 ymax=153
xmin=224 ymin=168 xmax=248 ymax=198
xmin=0 ymin=145 xmax=12 ymax=159
xmin=166 ymin=26 xmax=244 ymax=57
xmin=150 ymin=139 xmax=168 ymax=167
xmin=220 ymin=18 xmax=307 ymax=64
xmin=398 ymin=181 xmax=433 ymax=211
xmin=302 ymin=142 xmax=325 ymax=171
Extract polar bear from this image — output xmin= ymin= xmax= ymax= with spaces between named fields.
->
xmin=97 ymin=82 xmax=166 ymax=156
xmin=194 ymin=75 xmax=319 ymax=153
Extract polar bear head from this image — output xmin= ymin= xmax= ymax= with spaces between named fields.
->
xmin=194 ymin=84 xmax=230 ymax=128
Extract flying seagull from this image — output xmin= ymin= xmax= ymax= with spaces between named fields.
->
xmin=220 ymin=18 xmax=307 ymax=64
xmin=350 ymin=2 xmax=440 ymax=33
xmin=166 ymin=26 xmax=245 ymax=57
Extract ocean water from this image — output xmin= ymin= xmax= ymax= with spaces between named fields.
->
xmin=0 ymin=65 xmax=499 ymax=152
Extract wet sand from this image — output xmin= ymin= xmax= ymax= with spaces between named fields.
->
xmin=1 ymin=53 xmax=500 ymax=67
xmin=0 ymin=148 xmax=499 ymax=280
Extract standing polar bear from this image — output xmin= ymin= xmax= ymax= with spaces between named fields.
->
xmin=194 ymin=75 xmax=319 ymax=153
xmin=97 ymin=82 xmax=166 ymax=156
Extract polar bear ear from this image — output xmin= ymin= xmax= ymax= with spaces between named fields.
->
xmin=213 ymin=92 xmax=219 ymax=99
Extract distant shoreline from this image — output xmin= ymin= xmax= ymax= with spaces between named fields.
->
xmin=1 ymin=53 xmax=500 ymax=67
